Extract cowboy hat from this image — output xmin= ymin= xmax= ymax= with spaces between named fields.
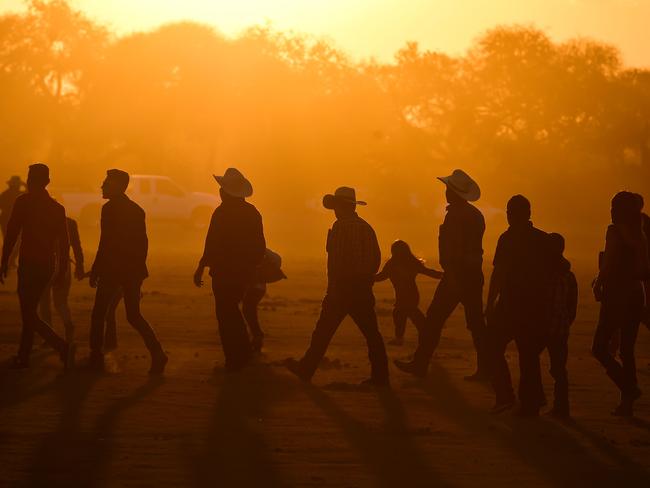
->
xmin=213 ymin=168 xmax=253 ymax=198
xmin=323 ymin=186 xmax=367 ymax=209
xmin=437 ymin=169 xmax=480 ymax=202
xmin=6 ymin=175 xmax=25 ymax=186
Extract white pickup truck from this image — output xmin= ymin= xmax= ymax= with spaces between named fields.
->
xmin=62 ymin=175 xmax=219 ymax=228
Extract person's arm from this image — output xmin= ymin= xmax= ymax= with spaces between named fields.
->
xmin=54 ymin=209 xmax=70 ymax=283
xmin=195 ymin=210 xmax=218 ymax=287
xmin=68 ymin=219 xmax=85 ymax=279
xmin=593 ymin=226 xmax=618 ymax=301
xmin=370 ymin=228 xmax=381 ymax=276
xmin=419 ymin=263 xmax=444 ymax=279
xmin=90 ymin=204 xmax=109 ymax=288
xmin=375 ymin=261 xmax=390 ymax=282
xmin=0 ymin=196 xmax=24 ymax=283
xmin=567 ymin=271 xmax=578 ymax=325
xmin=485 ymin=265 xmax=503 ymax=315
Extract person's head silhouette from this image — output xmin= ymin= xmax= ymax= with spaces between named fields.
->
xmin=6 ymin=175 xmax=24 ymax=191
xmin=213 ymin=168 xmax=252 ymax=203
xmin=323 ymin=187 xmax=366 ymax=219
xmin=506 ymin=194 xmax=531 ymax=226
xmin=611 ymin=191 xmax=641 ymax=228
xmin=102 ymin=169 xmax=130 ymax=200
xmin=26 ymin=163 xmax=50 ymax=192
xmin=437 ymin=169 xmax=480 ymax=205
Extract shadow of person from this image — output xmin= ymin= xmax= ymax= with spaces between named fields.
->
xmin=300 ymin=382 xmax=449 ymax=488
xmin=417 ymin=363 xmax=650 ymax=486
xmin=24 ymin=374 xmax=163 ymax=487
xmin=191 ymin=365 xmax=288 ymax=488
xmin=0 ymin=359 xmax=61 ymax=410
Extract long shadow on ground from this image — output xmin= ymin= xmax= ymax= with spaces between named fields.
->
xmin=415 ymin=363 xmax=650 ymax=487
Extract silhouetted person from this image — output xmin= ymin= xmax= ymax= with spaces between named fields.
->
xmin=375 ymin=240 xmax=443 ymax=345
xmin=243 ymin=248 xmax=286 ymax=354
xmin=543 ymin=233 xmax=578 ymax=418
xmin=0 ymin=175 xmax=25 ymax=269
xmin=636 ymin=194 xmax=650 ymax=327
xmin=38 ymin=216 xmax=85 ymax=343
xmin=88 ymin=169 xmax=167 ymax=375
xmin=592 ymin=191 xmax=649 ymax=416
xmin=0 ymin=163 xmax=75 ymax=369
xmin=193 ymin=168 xmax=266 ymax=372
xmin=103 ymin=290 xmax=123 ymax=351
xmin=395 ymin=170 xmax=488 ymax=380
xmin=286 ymin=187 xmax=389 ymax=387
xmin=486 ymin=195 xmax=552 ymax=416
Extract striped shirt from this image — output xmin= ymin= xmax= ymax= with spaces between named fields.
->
xmin=326 ymin=212 xmax=380 ymax=287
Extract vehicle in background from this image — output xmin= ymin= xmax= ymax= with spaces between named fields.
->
xmin=61 ymin=175 xmax=218 ymax=229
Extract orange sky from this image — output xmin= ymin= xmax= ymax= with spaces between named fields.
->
xmin=2 ymin=0 xmax=650 ymax=66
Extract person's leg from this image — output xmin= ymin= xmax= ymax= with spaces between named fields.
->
xmin=488 ymin=321 xmax=515 ymax=408
xmin=122 ymin=279 xmax=165 ymax=353
xmin=38 ymin=282 xmax=53 ymax=330
xmin=619 ymin=316 xmax=641 ymax=396
xmin=515 ymin=334 xmax=545 ymax=415
xmin=349 ymin=288 xmax=389 ymax=385
xmin=242 ymin=286 xmax=266 ymax=352
xmin=52 ymin=269 xmax=74 ymax=343
xmin=548 ymin=334 xmax=569 ymax=415
xmin=212 ymin=281 xmax=251 ymax=371
xmin=404 ymin=277 xmax=459 ymax=374
xmin=460 ymin=272 xmax=488 ymax=378
xmin=17 ymin=266 xmax=67 ymax=363
xmin=90 ymin=278 xmax=121 ymax=364
xmin=391 ymin=307 xmax=407 ymax=344
xmin=104 ymin=288 xmax=122 ymax=351
xmin=592 ymin=299 xmax=627 ymax=392
xmin=298 ymin=292 xmax=347 ymax=379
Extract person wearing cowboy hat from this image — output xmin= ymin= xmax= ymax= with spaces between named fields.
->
xmin=286 ymin=186 xmax=389 ymax=387
xmin=194 ymin=168 xmax=266 ymax=373
xmin=395 ymin=169 xmax=489 ymax=381
xmin=0 ymin=175 xmax=26 ymax=269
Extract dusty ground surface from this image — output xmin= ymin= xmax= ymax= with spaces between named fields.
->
xmin=1 ymin=257 xmax=649 ymax=487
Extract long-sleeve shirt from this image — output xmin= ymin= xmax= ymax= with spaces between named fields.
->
xmin=1 ymin=190 xmax=69 ymax=271
xmin=91 ymin=194 xmax=148 ymax=281
xmin=200 ymin=198 xmax=266 ymax=284
xmin=326 ymin=212 xmax=380 ymax=289
xmin=438 ymin=201 xmax=485 ymax=275
xmin=66 ymin=218 xmax=83 ymax=268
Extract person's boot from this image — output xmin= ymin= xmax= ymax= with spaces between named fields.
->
xmin=285 ymin=358 xmax=311 ymax=383
xmin=489 ymin=397 xmax=516 ymax=414
xmin=86 ymin=351 xmax=105 ymax=372
xmin=612 ymin=387 xmax=642 ymax=417
xmin=149 ymin=349 xmax=168 ymax=376
xmin=393 ymin=359 xmax=427 ymax=378
xmin=251 ymin=334 xmax=264 ymax=354
xmin=60 ymin=343 xmax=76 ymax=371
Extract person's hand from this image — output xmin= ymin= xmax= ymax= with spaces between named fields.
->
xmin=193 ymin=267 xmax=204 ymax=288
xmin=74 ymin=265 xmax=85 ymax=281
xmin=89 ymin=270 xmax=99 ymax=288
xmin=0 ymin=262 xmax=7 ymax=285
xmin=592 ymin=277 xmax=603 ymax=302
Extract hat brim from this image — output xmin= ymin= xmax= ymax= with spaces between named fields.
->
xmin=437 ymin=176 xmax=480 ymax=202
xmin=323 ymin=194 xmax=367 ymax=210
xmin=213 ymin=174 xmax=253 ymax=198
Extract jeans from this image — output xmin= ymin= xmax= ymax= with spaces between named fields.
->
xmin=242 ymin=285 xmax=266 ymax=339
xmin=592 ymin=281 xmax=644 ymax=397
xmin=17 ymin=264 xmax=66 ymax=361
xmin=412 ymin=271 xmax=487 ymax=373
xmin=38 ymin=266 xmax=74 ymax=342
xmin=299 ymin=284 xmax=388 ymax=383
xmin=212 ymin=280 xmax=252 ymax=370
xmin=90 ymin=276 xmax=162 ymax=357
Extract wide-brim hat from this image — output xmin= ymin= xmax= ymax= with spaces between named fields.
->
xmin=6 ymin=175 xmax=25 ymax=186
xmin=437 ymin=169 xmax=480 ymax=202
xmin=213 ymin=167 xmax=253 ymax=198
xmin=323 ymin=186 xmax=367 ymax=209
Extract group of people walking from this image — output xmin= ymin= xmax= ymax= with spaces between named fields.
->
xmin=1 ymin=163 xmax=649 ymax=419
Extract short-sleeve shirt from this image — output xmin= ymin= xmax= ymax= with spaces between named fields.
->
xmin=438 ymin=201 xmax=485 ymax=275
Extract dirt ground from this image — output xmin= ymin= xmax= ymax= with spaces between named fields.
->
xmin=1 ymin=258 xmax=649 ymax=487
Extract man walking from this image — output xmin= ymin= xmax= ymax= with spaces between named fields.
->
xmin=0 ymin=175 xmax=25 ymax=269
xmin=193 ymin=168 xmax=266 ymax=372
xmin=88 ymin=169 xmax=167 ymax=375
xmin=286 ymin=187 xmax=389 ymax=387
xmin=0 ymin=163 xmax=75 ymax=369
xmin=486 ymin=195 xmax=552 ymax=416
xmin=395 ymin=169 xmax=488 ymax=380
